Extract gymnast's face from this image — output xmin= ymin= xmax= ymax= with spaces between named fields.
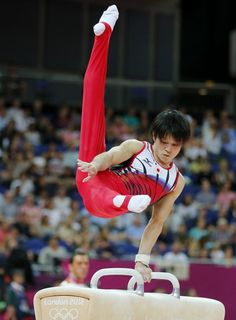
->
xmin=152 ymin=134 xmax=182 ymax=167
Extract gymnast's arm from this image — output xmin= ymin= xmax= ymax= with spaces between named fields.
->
xmin=135 ymin=174 xmax=185 ymax=282
xmin=77 ymin=139 xmax=143 ymax=182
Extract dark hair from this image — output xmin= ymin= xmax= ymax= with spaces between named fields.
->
xmin=12 ymin=269 xmax=24 ymax=278
xmin=70 ymin=249 xmax=88 ymax=263
xmin=150 ymin=109 xmax=191 ymax=143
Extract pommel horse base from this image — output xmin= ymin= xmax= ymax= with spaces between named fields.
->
xmin=33 ymin=268 xmax=225 ymax=320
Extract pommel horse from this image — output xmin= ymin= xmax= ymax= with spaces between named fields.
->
xmin=33 ymin=268 xmax=225 ymax=320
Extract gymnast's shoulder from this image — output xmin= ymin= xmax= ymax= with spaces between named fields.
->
xmin=119 ymin=139 xmax=144 ymax=153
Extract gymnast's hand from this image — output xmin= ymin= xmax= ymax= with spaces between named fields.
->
xmin=135 ymin=261 xmax=152 ymax=283
xmin=77 ymin=159 xmax=98 ymax=182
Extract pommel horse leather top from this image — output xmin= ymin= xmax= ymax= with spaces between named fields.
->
xmin=34 ymin=268 xmax=225 ymax=320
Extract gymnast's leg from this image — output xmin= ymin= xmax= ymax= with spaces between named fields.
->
xmin=78 ymin=9 xmax=119 ymax=163
xmin=76 ymin=6 xmax=122 ymax=208
xmin=76 ymin=6 xmax=150 ymax=216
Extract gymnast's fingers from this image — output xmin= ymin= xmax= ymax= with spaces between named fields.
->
xmin=82 ymin=175 xmax=92 ymax=183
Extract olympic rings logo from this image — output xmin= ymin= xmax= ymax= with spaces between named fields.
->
xmin=48 ymin=308 xmax=79 ymax=320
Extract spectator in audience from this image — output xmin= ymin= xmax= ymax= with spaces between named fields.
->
xmin=184 ymin=137 xmax=207 ymax=161
xmin=198 ymin=246 xmax=210 ymax=260
xmin=188 ymin=155 xmax=212 ymax=183
xmin=171 ymin=149 xmax=189 ymax=176
xmin=6 ymin=99 xmax=29 ymax=133
xmin=11 ymin=212 xmax=32 ymax=239
xmin=4 ymin=269 xmax=34 ymax=320
xmin=0 ymin=98 xmax=8 ymax=132
xmin=56 ymin=103 xmax=71 ymax=129
xmin=213 ymin=158 xmax=235 ymax=187
xmin=222 ymin=245 xmax=236 ymax=267
xmin=229 ymin=199 xmax=236 ymax=225
xmin=175 ymin=223 xmax=189 ymax=246
xmin=187 ymin=240 xmax=201 ymax=259
xmin=184 ymin=287 xmax=198 ymax=297
xmin=202 ymin=116 xmax=222 ymax=156
xmin=195 ymin=178 xmax=216 ymax=209
xmin=8 ymin=151 xmax=32 ymax=179
xmin=105 ymin=218 xmax=135 ymax=256
xmin=5 ymin=238 xmax=34 ymax=286
xmin=38 ymin=236 xmax=69 ymax=273
xmin=10 ymin=171 xmax=34 ymax=197
xmin=41 ymin=198 xmax=62 ymax=227
xmin=126 ymin=215 xmax=146 ymax=249
xmin=60 ymin=124 xmax=80 ymax=150
xmin=47 ymin=150 xmax=64 ymax=176
xmin=0 ymin=120 xmax=17 ymax=158
xmin=209 ymin=243 xmax=225 ymax=264
xmin=217 ymin=205 xmax=231 ymax=222
xmin=137 ymin=110 xmax=150 ymax=141
xmin=60 ymin=249 xmax=89 ymax=287
xmin=19 ymin=194 xmax=42 ymax=225
xmin=158 ymin=224 xmax=174 ymax=248
xmin=153 ymin=287 xmax=167 ymax=294
xmin=123 ymin=106 xmax=140 ymax=131
xmin=163 ymin=240 xmax=188 ymax=264
xmin=188 ymin=217 xmax=209 ymax=242
xmin=53 ymin=186 xmax=71 ymax=216
xmin=55 ymin=215 xmax=79 ymax=248
xmin=210 ymin=218 xmax=233 ymax=247
xmin=110 ymin=114 xmax=132 ymax=142
xmin=62 ymin=142 xmax=78 ymax=170
xmin=166 ymin=205 xmax=184 ymax=233
xmin=216 ymin=181 xmax=236 ymax=211
xmin=95 ymin=226 xmax=115 ymax=259
xmin=231 ymin=229 xmax=236 ymax=256
xmin=221 ymin=119 xmax=236 ymax=155
xmin=174 ymin=194 xmax=200 ymax=225
xmin=0 ymin=191 xmax=17 ymax=222
xmin=25 ymin=122 xmax=41 ymax=146
xmin=36 ymin=215 xmax=55 ymax=239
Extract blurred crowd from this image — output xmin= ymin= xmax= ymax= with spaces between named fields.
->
xmin=0 ymin=90 xmax=236 ymax=317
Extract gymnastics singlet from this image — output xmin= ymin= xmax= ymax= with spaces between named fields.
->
xmin=76 ymin=22 xmax=179 ymax=218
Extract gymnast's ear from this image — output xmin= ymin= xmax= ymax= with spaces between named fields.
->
xmin=152 ymin=133 xmax=156 ymax=143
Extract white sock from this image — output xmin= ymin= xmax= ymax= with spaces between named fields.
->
xmin=127 ymin=195 xmax=151 ymax=213
xmin=93 ymin=5 xmax=119 ymax=36
xmin=113 ymin=195 xmax=125 ymax=208
xmin=113 ymin=195 xmax=151 ymax=213
xmin=93 ymin=23 xmax=105 ymax=36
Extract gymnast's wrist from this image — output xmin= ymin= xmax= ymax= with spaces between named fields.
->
xmin=91 ymin=162 xmax=98 ymax=173
xmin=135 ymin=254 xmax=150 ymax=267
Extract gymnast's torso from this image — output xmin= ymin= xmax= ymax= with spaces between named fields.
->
xmin=106 ymin=141 xmax=179 ymax=204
